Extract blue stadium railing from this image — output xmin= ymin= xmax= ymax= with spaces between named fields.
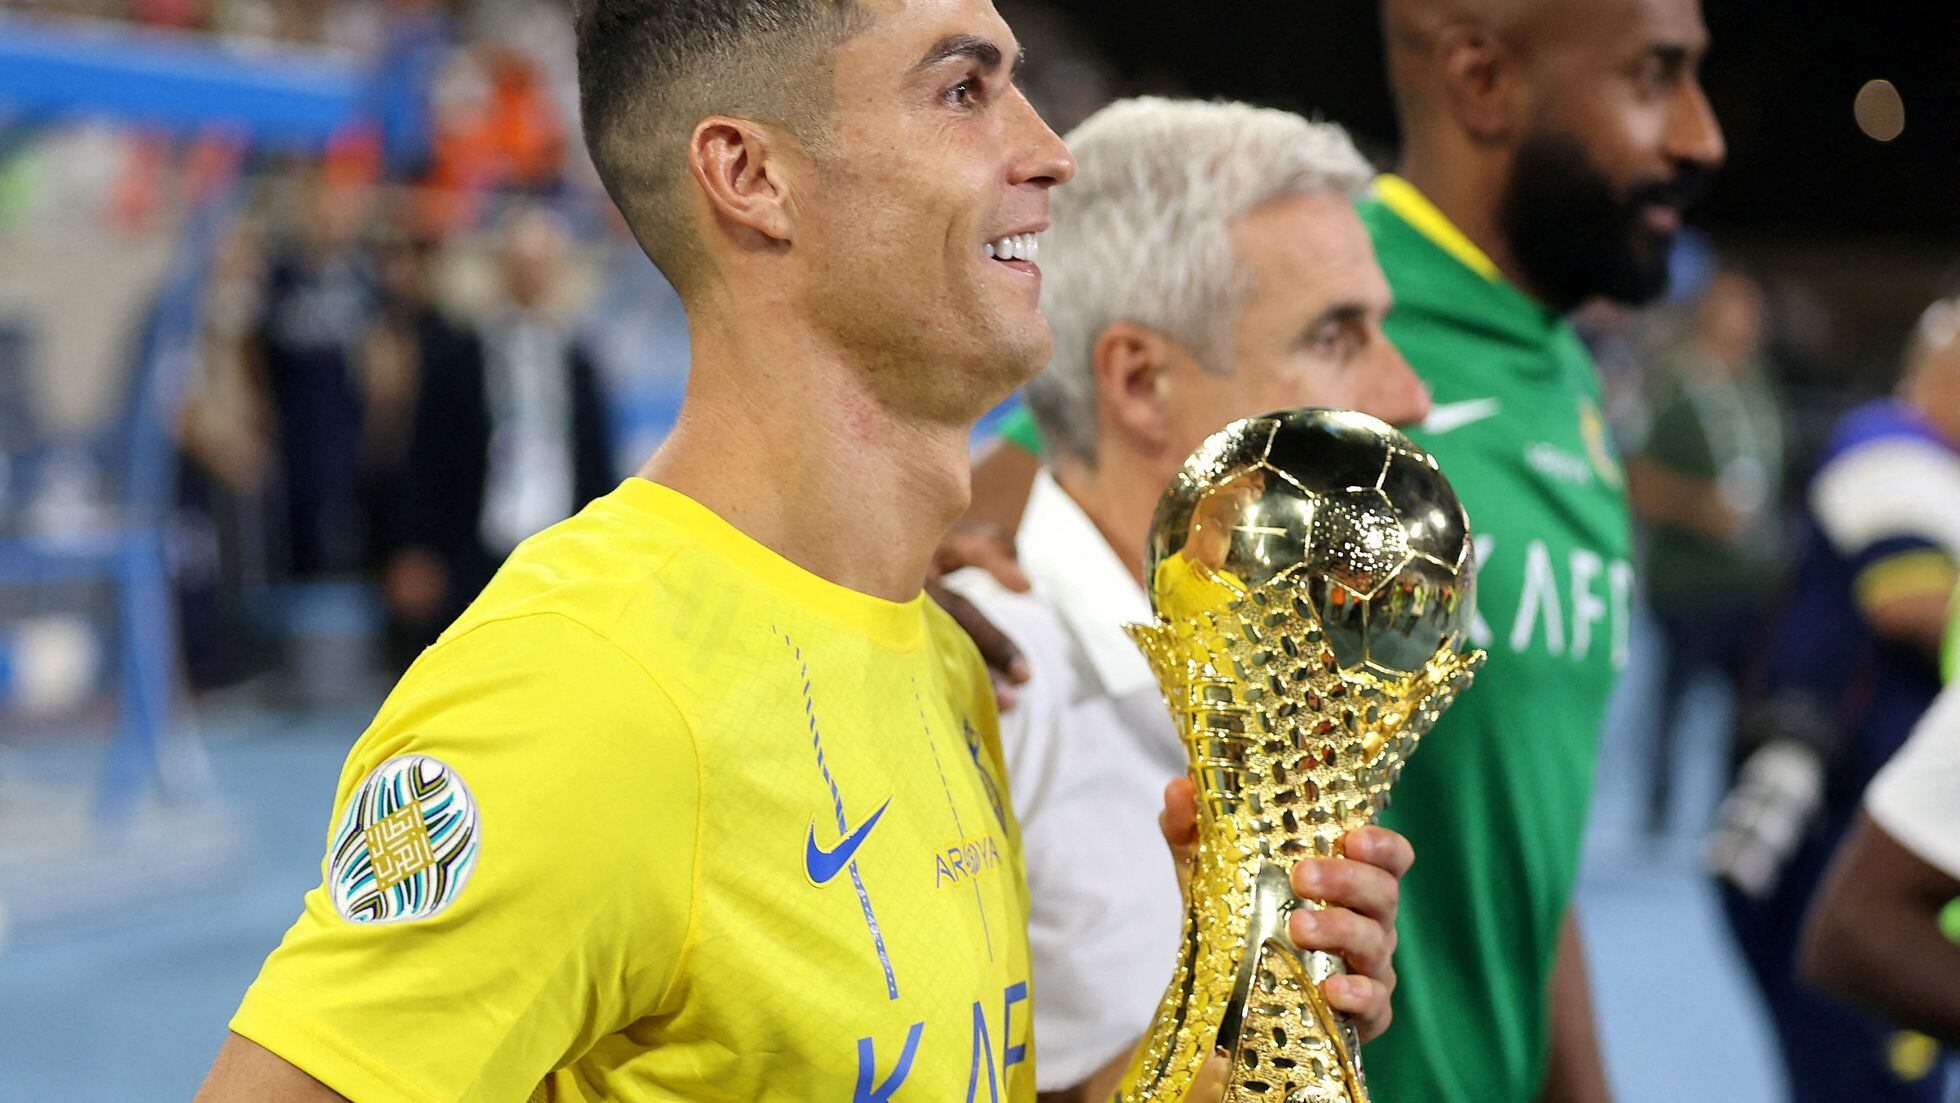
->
xmin=0 ymin=14 xmax=365 ymax=827
xmin=0 ymin=167 xmax=244 ymax=828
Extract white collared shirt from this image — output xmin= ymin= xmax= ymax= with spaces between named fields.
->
xmin=943 ymin=473 xmax=1186 ymax=1091
xmin=1866 ymin=680 xmax=1960 ymax=880
xmin=479 ymin=315 xmax=576 ymax=554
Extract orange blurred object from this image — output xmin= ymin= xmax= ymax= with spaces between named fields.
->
xmin=419 ymin=47 xmax=566 ymax=233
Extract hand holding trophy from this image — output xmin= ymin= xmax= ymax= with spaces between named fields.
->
xmin=1119 ymin=409 xmax=1485 ymax=1103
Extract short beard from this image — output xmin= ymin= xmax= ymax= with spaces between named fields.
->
xmin=1498 ymin=129 xmax=1707 ymax=314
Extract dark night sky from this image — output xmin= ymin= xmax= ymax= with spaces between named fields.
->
xmin=1033 ymin=0 xmax=1960 ymax=243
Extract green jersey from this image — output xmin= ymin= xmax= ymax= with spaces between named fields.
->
xmin=1360 ymin=177 xmax=1631 ymax=1102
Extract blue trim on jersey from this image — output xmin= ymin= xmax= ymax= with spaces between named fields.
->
xmin=783 ymin=631 xmax=901 ymax=1001
xmin=917 ymin=684 xmax=995 ymax=962
xmin=1820 ymin=398 xmax=1950 ymax=467
xmin=1852 ymin=533 xmax=1947 ymax=576
xmin=961 ymin=719 xmax=1010 ymax=833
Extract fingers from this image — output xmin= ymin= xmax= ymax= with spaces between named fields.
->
xmin=932 ymin=522 xmax=1032 ymax=593
xmin=1183 ymin=1050 xmax=1231 ymax=1103
xmin=923 ymin=580 xmax=1032 ymax=702
xmin=1287 ymin=905 xmax=1395 ymax=983
xmin=1290 ymin=854 xmax=1400 ymax=926
xmin=1158 ymin=776 xmax=1200 ymax=851
xmin=1341 ymin=826 xmax=1415 ymax=879
xmin=1320 ymin=973 xmax=1394 ymax=1043
xmin=1160 ymin=776 xmax=1202 ymax=898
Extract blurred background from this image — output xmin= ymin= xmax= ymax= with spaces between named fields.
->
xmin=0 ymin=0 xmax=1953 ymax=1098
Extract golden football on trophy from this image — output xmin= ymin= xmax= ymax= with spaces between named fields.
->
xmin=1117 ymin=408 xmax=1484 ymax=1103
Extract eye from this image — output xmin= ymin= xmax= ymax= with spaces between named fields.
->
xmin=945 ymin=77 xmax=979 ymax=108
xmin=1629 ymin=53 xmax=1683 ymax=99
xmin=1308 ymin=322 xmax=1361 ymax=362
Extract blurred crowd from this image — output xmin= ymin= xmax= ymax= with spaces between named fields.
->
xmin=2 ymin=0 xmax=1126 ymax=696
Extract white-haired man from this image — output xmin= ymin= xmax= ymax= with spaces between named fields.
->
xmin=944 ymin=96 xmax=1430 ymax=1102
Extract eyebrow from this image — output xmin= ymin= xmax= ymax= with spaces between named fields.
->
xmin=1642 ymin=34 xmax=1708 ymax=68
xmin=913 ymin=33 xmax=1022 ymax=75
xmin=1305 ymin=302 xmax=1371 ymax=332
xmin=1646 ymin=43 xmax=1692 ymax=68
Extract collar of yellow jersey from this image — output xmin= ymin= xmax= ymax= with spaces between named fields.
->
xmin=1372 ymin=173 xmax=1502 ymax=284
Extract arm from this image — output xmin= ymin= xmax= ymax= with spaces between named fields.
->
xmin=1810 ymin=438 xmax=1960 ymax=659
xmin=1538 ymin=911 xmax=1613 ymax=1103
xmin=196 ymin=1034 xmax=347 ymax=1102
xmin=929 ymin=520 xmax=1033 ymax=708
xmin=1802 ymin=817 xmax=1960 ymax=1045
xmin=198 ymin=617 xmax=695 ymax=1099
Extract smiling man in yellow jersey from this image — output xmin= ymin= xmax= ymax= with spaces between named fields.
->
xmin=193 ymin=2 xmax=1413 ymax=1101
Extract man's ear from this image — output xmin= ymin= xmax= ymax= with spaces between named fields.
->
xmin=1435 ymin=23 xmax=1523 ymax=144
xmin=688 ymin=116 xmax=800 ymax=245
xmin=1092 ymin=322 xmax=1183 ymax=456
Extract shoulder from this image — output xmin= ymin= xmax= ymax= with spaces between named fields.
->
xmin=1866 ymin=683 xmax=1960 ymax=880
xmin=337 ymin=609 xmax=698 ymax=914
xmin=377 ymin=610 xmax=693 ymax=771
xmin=446 ymin=486 xmax=685 ymax=643
xmin=1810 ymin=413 xmax=1960 ymax=557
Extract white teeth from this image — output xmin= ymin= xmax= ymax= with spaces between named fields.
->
xmin=987 ymin=233 xmax=1040 ymax=262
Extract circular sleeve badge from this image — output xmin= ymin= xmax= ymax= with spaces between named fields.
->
xmin=328 ymin=755 xmax=481 ymax=924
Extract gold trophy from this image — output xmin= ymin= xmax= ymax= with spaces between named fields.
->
xmin=1116 ymin=409 xmax=1484 ymax=1103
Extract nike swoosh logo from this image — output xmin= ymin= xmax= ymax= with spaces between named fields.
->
xmin=805 ymin=798 xmax=893 ymax=886
xmin=1423 ymin=397 xmax=1503 ymax=435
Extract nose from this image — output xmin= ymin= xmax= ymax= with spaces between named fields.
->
xmin=1369 ymin=339 xmax=1431 ymax=429
xmin=1010 ymin=89 xmax=1076 ymax=189
xmin=1667 ymin=79 xmax=1726 ymax=170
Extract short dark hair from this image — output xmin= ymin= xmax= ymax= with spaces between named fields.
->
xmin=575 ymin=0 xmax=866 ymax=291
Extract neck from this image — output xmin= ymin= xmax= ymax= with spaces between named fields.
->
xmin=1055 ymin=448 xmax=1170 ymax=591
xmin=1397 ymin=141 xmax=1547 ymax=304
xmin=640 ymin=307 xmax=974 ymax=603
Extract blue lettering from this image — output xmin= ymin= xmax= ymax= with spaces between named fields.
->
xmin=1003 ymin=981 xmax=1029 ymax=1071
xmin=966 ymin=999 xmax=999 ymax=1103
xmin=935 ymin=852 xmax=954 ymax=888
xmin=855 ymin=1021 xmax=923 ymax=1103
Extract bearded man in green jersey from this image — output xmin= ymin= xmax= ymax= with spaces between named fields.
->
xmin=963 ymin=1 xmax=1726 ymax=1098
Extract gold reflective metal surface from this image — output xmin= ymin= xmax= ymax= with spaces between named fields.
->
xmin=1116 ymin=409 xmax=1485 ymax=1103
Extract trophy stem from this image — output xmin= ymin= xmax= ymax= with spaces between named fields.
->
xmin=1117 ymin=604 xmax=1481 ymax=1103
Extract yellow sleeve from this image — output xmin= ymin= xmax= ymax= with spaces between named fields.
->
xmin=231 ymin=613 xmax=700 ymax=1103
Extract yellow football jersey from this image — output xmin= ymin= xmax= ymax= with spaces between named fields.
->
xmin=232 ymin=478 xmax=1036 ymax=1102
